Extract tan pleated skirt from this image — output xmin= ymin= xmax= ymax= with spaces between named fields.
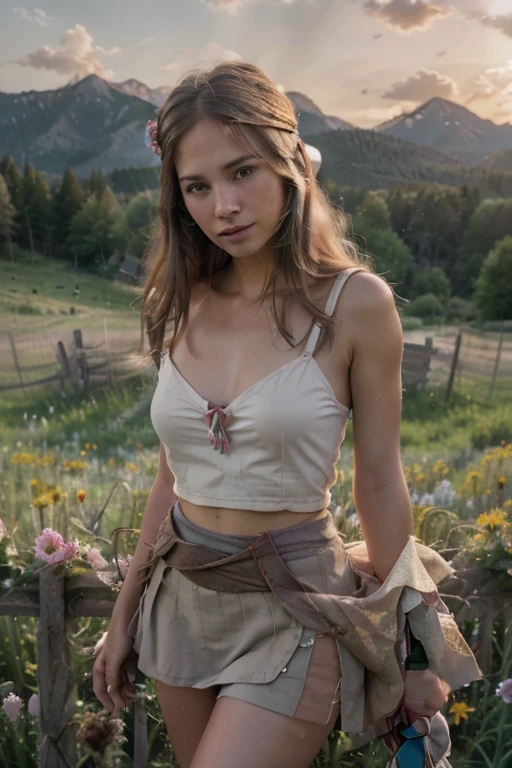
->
xmin=128 ymin=500 xmax=343 ymax=726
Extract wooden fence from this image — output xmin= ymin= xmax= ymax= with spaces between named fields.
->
xmin=0 ymin=325 xmax=148 ymax=394
xmin=1 ymin=328 xmax=435 ymax=395
xmin=0 ymin=549 xmax=505 ymax=768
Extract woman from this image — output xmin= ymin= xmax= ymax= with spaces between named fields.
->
xmin=92 ymin=62 xmax=481 ymax=768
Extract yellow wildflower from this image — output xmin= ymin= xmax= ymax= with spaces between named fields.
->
xmin=51 ymin=487 xmax=63 ymax=503
xmin=84 ymin=443 xmax=91 ymax=450
xmin=449 ymin=702 xmax=475 ymax=726
xmin=497 ymin=477 xmax=506 ymax=489
xmin=125 ymin=462 xmax=138 ymax=473
xmin=32 ymin=493 xmax=53 ymax=511
xmin=476 ymin=508 xmax=509 ymax=531
xmin=77 ymin=490 xmax=86 ymax=503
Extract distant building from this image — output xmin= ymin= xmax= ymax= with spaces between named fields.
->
xmin=117 ymin=256 xmax=141 ymax=285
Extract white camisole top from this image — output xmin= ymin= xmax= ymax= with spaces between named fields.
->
xmin=150 ymin=267 xmax=365 ymax=512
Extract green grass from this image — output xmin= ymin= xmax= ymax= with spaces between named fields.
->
xmin=0 ymin=248 xmax=142 ymax=335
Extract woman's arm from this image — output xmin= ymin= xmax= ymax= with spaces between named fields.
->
xmin=345 ymin=273 xmax=450 ymax=716
xmin=345 ymin=272 xmax=413 ymax=582
xmin=110 ymin=441 xmax=177 ymax=627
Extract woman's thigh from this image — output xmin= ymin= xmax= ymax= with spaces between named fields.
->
xmin=154 ymin=680 xmax=222 ymax=768
xmin=189 ymin=695 xmax=339 ymax=768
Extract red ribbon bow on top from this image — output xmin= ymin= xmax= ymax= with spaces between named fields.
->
xmin=203 ymin=405 xmax=231 ymax=454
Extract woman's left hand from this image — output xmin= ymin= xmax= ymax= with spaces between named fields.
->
xmin=403 ymin=669 xmax=451 ymax=723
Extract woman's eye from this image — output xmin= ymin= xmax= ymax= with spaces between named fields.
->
xmin=187 ymin=166 xmax=254 ymax=194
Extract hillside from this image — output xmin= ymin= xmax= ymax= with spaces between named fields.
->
xmin=307 ymin=127 xmax=512 ymax=195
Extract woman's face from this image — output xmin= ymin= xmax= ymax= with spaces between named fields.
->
xmin=174 ymin=118 xmax=287 ymax=262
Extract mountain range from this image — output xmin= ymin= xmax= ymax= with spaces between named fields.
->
xmin=1 ymin=74 xmax=511 ymax=187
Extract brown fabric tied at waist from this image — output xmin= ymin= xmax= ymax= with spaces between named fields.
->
xmin=146 ymin=509 xmax=482 ymax=741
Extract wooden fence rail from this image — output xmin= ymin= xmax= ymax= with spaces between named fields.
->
xmin=0 ymin=559 xmax=503 ymax=768
xmin=1 ymin=329 xmax=436 ymax=395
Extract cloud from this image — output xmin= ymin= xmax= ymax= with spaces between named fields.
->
xmin=15 ymin=23 xmax=121 ymax=78
xmin=201 ymin=0 xmax=298 ymax=11
xmin=465 ymin=59 xmax=512 ymax=104
xmin=477 ymin=13 xmax=512 ymax=39
xmin=201 ymin=0 xmax=243 ymax=11
xmin=382 ymin=69 xmax=459 ymax=101
xmin=13 ymin=7 xmax=52 ymax=27
xmin=349 ymin=104 xmax=406 ymax=127
xmin=360 ymin=0 xmax=452 ymax=32
xmin=161 ymin=42 xmax=244 ymax=74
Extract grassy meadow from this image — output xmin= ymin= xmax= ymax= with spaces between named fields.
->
xmin=0 ymin=254 xmax=511 ymax=767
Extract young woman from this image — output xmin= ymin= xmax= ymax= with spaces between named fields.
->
xmin=92 ymin=62 xmax=481 ymax=768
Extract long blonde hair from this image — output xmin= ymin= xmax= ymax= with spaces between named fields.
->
xmin=140 ymin=61 xmax=373 ymax=367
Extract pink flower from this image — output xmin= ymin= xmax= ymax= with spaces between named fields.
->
xmin=117 ymin=555 xmax=132 ymax=577
xmin=34 ymin=528 xmax=79 ymax=565
xmin=496 ymin=678 xmax=512 ymax=703
xmin=27 ymin=694 xmax=39 ymax=716
xmin=87 ymin=547 xmax=109 ymax=570
xmin=2 ymin=692 xmax=23 ymax=722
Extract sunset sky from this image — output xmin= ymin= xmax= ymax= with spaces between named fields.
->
xmin=0 ymin=0 xmax=511 ymax=129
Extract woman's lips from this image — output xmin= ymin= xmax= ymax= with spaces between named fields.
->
xmin=220 ymin=224 xmax=254 ymax=240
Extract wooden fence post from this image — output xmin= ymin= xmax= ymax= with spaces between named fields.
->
xmin=133 ymin=697 xmax=149 ymax=768
xmin=7 ymin=330 xmax=25 ymax=392
xmin=37 ymin=567 xmax=78 ymax=768
xmin=445 ymin=328 xmax=463 ymax=403
xmin=55 ymin=341 xmax=71 ymax=394
xmin=487 ymin=318 xmax=504 ymax=404
xmin=72 ymin=329 xmax=89 ymax=392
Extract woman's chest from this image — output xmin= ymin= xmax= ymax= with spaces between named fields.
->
xmin=169 ymin=293 xmax=351 ymax=410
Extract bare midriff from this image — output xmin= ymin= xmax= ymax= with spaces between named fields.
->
xmin=177 ymin=496 xmax=330 ymax=535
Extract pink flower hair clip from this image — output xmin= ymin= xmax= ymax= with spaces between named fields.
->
xmin=145 ymin=119 xmax=161 ymax=157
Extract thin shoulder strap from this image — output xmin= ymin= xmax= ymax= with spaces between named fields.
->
xmin=304 ymin=267 xmax=365 ymax=356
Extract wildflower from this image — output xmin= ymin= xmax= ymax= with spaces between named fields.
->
xmin=77 ymin=490 xmax=86 ymax=503
xmin=476 ymin=508 xmax=509 ymax=531
xmin=84 ymin=443 xmax=91 ymax=450
xmin=34 ymin=529 xmax=80 ymax=565
xmin=497 ymin=477 xmax=506 ymax=489
xmin=30 ymin=478 xmax=40 ymax=490
xmin=449 ymin=701 xmax=475 ymax=726
xmin=433 ymin=479 xmax=456 ymax=506
xmin=32 ymin=492 xmax=53 ymax=511
xmin=27 ymin=694 xmax=39 ymax=716
xmin=116 ymin=555 xmax=133 ymax=577
xmin=92 ymin=444 xmax=98 ymax=450
xmin=125 ymin=462 xmax=138 ymax=473
xmin=75 ymin=710 xmax=127 ymax=756
xmin=2 ymin=692 xmax=23 ymax=722
xmin=86 ymin=548 xmax=109 ymax=570
xmin=51 ymin=487 xmax=63 ymax=503
xmin=496 ymin=679 xmax=512 ymax=704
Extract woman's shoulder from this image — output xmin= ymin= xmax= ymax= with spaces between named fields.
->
xmin=335 ymin=269 xmax=394 ymax=313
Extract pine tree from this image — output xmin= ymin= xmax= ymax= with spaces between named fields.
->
xmin=0 ymin=173 xmax=16 ymax=261
xmin=51 ymin=167 xmax=85 ymax=260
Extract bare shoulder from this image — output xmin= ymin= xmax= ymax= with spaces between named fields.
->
xmin=342 ymin=270 xmax=396 ymax=313
xmin=335 ymin=270 xmax=402 ymax=356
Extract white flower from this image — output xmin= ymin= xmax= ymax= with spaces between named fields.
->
xmin=2 ymin=692 xmax=23 ymax=722
xmin=433 ymin=480 xmax=456 ymax=507
xmin=419 ymin=493 xmax=435 ymax=506
xmin=27 ymin=694 xmax=39 ymax=716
